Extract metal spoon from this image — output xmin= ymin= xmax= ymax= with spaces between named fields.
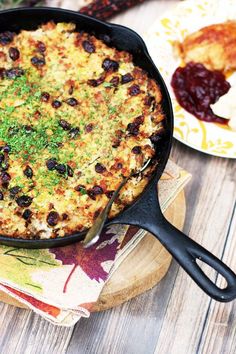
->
xmin=83 ymin=158 xmax=151 ymax=248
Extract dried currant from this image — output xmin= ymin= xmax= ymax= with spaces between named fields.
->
xmin=75 ymin=184 xmax=86 ymax=192
xmin=67 ymin=165 xmax=74 ymax=177
xmin=121 ymin=73 xmax=133 ymax=84
xmin=9 ymin=47 xmax=20 ymax=61
xmin=127 ymin=122 xmax=140 ymax=136
xmin=41 ymin=92 xmax=50 ymax=102
xmin=85 ymin=123 xmax=94 ymax=133
xmin=128 ymin=84 xmax=141 ymax=96
xmin=102 ymin=58 xmax=119 ymax=72
xmin=55 ymin=164 xmax=67 ymax=175
xmin=47 ymin=211 xmax=59 ymax=226
xmin=52 ymin=100 xmax=62 ymax=109
xmin=110 ymin=76 xmax=119 ymax=87
xmin=22 ymin=209 xmax=32 ymax=220
xmin=0 ymin=31 xmax=14 ymax=45
xmin=69 ymin=127 xmax=80 ymax=139
xmin=92 ymin=185 xmax=104 ymax=195
xmin=66 ymin=98 xmax=78 ymax=106
xmin=82 ymin=40 xmax=95 ymax=53
xmin=46 ymin=158 xmax=57 ymax=171
xmin=9 ymin=186 xmax=21 ymax=199
xmin=132 ymin=146 xmax=142 ymax=154
xmin=24 ymin=165 xmax=33 ymax=178
xmin=1 ymin=172 xmax=11 ymax=184
xmin=31 ymin=56 xmax=46 ymax=67
xmin=16 ymin=195 xmax=33 ymax=207
xmin=106 ymin=190 xmax=114 ymax=199
xmin=36 ymin=41 xmax=46 ymax=53
xmin=95 ymin=163 xmax=106 ymax=173
xmin=5 ymin=68 xmax=24 ymax=79
xmin=59 ymin=119 xmax=71 ymax=131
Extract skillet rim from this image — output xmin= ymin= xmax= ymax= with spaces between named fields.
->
xmin=0 ymin=7 xmax=173 ymax=248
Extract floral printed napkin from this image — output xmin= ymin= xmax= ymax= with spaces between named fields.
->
xmin=0 ymin=160 xmax=191 ymax=326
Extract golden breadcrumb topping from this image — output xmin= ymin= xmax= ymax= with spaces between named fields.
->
xmin=0 ymin=22 xmax=165 ymax=239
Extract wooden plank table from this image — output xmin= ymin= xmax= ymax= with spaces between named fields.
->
xmin=0 ymin=1 xmax=235 ymax=353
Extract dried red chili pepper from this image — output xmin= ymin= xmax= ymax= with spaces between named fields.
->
xmin=80 ymin=0 xmax=146 ymax=20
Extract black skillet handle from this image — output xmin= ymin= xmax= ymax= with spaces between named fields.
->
xmin=111 ymin=180 xmax=236 ymax=302
xmin=154 ymin=218 xmax=236 ymax=302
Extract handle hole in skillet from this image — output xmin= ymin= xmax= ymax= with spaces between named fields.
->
xmin=196 ymin=259 xmax=228 ymax=289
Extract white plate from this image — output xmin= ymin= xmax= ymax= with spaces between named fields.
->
xmin=144 ymin=0 xmax=236 ymax=158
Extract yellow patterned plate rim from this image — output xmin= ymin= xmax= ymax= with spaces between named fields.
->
xmin=144 ymin=0 xmax=236 ymax=159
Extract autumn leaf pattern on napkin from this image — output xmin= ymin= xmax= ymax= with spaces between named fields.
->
xmin=0 ymin=160 xmax=191 ymax=326
xmin=50 ymin=229 xmax=119 ymax=293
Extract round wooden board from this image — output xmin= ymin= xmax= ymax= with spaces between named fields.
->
xmin=0 ymin=190 xmax=186 ymax=311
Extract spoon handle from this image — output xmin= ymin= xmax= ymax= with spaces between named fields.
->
xmin=83 ymin=176 xmax=129 ymax=247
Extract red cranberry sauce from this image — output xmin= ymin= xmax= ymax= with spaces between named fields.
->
xmin=171 ymin=62 xmax=231 ymax=124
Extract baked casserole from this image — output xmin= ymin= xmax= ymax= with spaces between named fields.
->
xmin=0 ymin=22 xmax=165 ymax=239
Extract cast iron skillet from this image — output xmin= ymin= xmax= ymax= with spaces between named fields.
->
xmin=0 ymin=7 xmax=236 ymax=302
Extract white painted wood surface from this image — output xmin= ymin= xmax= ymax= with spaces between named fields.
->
xmin=0 ymin=1 xmax=235 ymax=353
